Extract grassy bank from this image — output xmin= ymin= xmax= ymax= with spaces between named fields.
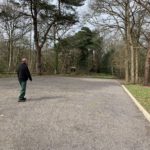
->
xmin=126 ymin=84 xmax=150 ymax=113
xmin=0 ymin=72 xmax=116 ymax=79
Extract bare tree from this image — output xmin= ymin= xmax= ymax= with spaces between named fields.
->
xmin=134 ymin=0 xmax=150 ymax=85
xmin=0 ymin=2 xmax=30 ymax=72
xmin=88 ymin=0 xmax=146 ymax=83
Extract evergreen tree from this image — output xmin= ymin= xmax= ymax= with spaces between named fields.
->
xmin=57 ymin=27 xmax=103 ymax=72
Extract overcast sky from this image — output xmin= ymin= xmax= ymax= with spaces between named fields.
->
xmin=0 ymin=0 xmax=90 ymax=11
xmin=78 ymin=0 xmax=90 ymax=13
xmin=0 ymin=0 xmax=92 ymax=34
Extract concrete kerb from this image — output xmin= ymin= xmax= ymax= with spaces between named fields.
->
xmin=122 ymin=85 xmax=150 ymax=123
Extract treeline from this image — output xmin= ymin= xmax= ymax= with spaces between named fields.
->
xmin=86 ymin=0 xmax=150 ymax=84
xmin=0 ymin=0 xmax=85 ymax=74
xmin=0 ymin=25 xmax=105 ymax=75
xmin=0 ymin=0 xmax=112 ymax=77
xmin=1 ymin=0 xmax=150 ymax=84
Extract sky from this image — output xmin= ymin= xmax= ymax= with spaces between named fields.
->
xmin=77 ymin=0 xmax=94 ymax=30
xmin=0 ymin=0 xmax=90 ymax=13
xmin=0 ymin=0 xmax=90 ymax=11
xmin=78 ymin=0 xmax=90 ymax=14
xmin=0 ymin=0 xmax=92 ymax=37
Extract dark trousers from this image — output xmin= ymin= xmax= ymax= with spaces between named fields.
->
xmin=19 ymin=80 xmax=27 ymax=99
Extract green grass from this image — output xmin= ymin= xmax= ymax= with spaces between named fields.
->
xmin=87 ymin=73 xmax=116 ymax=79
xmin=126 ymin=84 xmax=150 ymax=113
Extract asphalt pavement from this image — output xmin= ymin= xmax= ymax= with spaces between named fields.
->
xmin=0 ymin=76 xmax=150 ymax=150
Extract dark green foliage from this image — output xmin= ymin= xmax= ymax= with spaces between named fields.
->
xmin=56 ymin=27 xmax=103 ymax=72
xmin=60 ymin=0 xmax=84 ymax=6
xmin=12 ymin=0 xmax=84 ymax=26
xmin=10 ymin=0 xmax=85 ymax=40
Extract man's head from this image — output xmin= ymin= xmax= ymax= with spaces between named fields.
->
xmin=21 ymin=58 xmax=28 ymax=64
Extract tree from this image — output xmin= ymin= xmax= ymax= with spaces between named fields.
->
xmin=56 ymin=27 xmax=103 ymax=72
xmin=134 ymin=0 xmax=150 ymax=85
xmin=0 ymin=2 xmax=30 ymax=71
xmin=89 ymin=0 xmax=146 ymax=83
xmin=11 ymin=0 xmax=85 ymax=75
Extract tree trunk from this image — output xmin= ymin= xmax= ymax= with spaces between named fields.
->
xmin=144 ymin=46 xmax=150 ymax=85
xmin=8 ymin=39 xmax=13 ymax=72
xmin=36 ymin=45 xmax=42 ymax=75
xmin=125 ymin=43 xmax=129 ymax=83
xmin=55 ymin=48 xmax=59 ymax=74
xmin=8 ymin=41 xmax=12 ymax=72
xmin=124 ymin=1 xmax=130 ymax=83
xmin=135 ymin=47 xmax=139 ymax=83
xmin=53 ymin=25 xmax=59 ymax=74
xmin=29 ymin=26 xmax=33 ymax=70
xmin=33 ymin=17 xmax=42 ymax=74
xmin=32 ymin=1 xmax=42 ymax=75
xmin=129 ymin=35 xmax=135 ymax=83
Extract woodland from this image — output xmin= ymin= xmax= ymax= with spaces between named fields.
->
xmin=0 ymin=0 xmax=150 ymax=84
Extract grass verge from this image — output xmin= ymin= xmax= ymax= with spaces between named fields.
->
xmin=125 ymin=84 xmax=150 ymax=113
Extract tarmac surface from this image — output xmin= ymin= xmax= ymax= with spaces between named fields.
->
xmin=0 ymin=76 xmax=150 ymax=150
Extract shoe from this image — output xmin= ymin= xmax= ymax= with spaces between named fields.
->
xmin=18 ymin=97 xmax=26 ymax=102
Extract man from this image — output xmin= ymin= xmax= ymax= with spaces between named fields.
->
xmin=17 ymin=58 xmax=32 ymax=102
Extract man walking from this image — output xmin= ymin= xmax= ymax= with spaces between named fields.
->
xmin=17 ymin=58 xmax=32 ymax=102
